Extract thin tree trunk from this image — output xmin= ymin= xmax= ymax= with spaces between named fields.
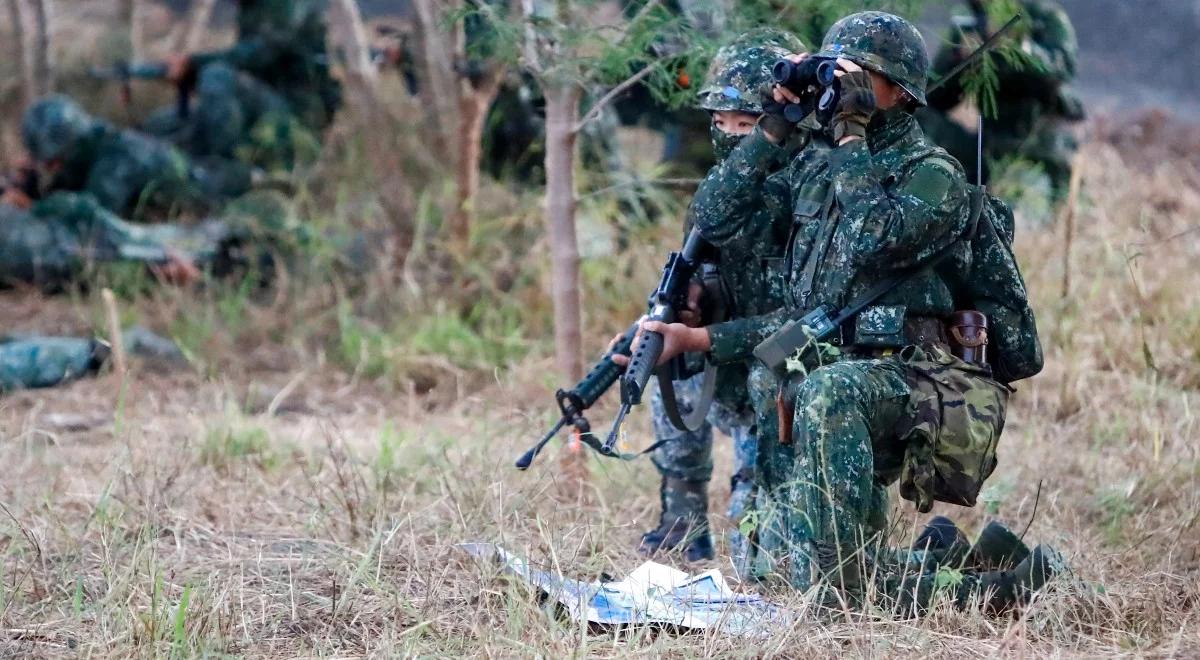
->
xmin=171 ymin=0 xmax=218 ymax=52
xmin=328 ymin=0 xmax=377 ymax=89
xmin=5 ymin=0 xmax=32 ymax=108
xmin=118 ymin=0 xmax=143 ymax=60
xmin=411 ymin=0 xmax=459 ymax=158
xmin=451 ymin=71 xmax=503 ymax=247
xmin=28 ymin=0 xmax=51 ymax=96
xmin=543 ymin=84 xmax=584 ymax=383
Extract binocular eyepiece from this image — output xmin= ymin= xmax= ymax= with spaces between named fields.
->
xmin=772 ymin=57 xmax=838 ymax=92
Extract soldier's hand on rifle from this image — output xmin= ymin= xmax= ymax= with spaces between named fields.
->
xmin=676 ymin=281 xmax=706 ymax=328
xmin=150 ymin=249 xmax=201 ymax=287
xmin=1 ymin=187 xmax=33 ymax=210
xmin=611 ymin=320 xmax=711 ymax=368
xmin=166 ymin=54 xmax=193 ymax=84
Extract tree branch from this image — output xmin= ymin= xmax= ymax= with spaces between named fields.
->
xmin=572 ymin=63 xmax=657 ymax=134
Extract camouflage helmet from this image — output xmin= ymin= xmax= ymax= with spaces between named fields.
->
xmin=698 ymin=28 xmax=807 ymax=114
xmin=817 ymin=11 xmax=930 ymax=106
xmin=22 ymin=95 xmax=96 ymax=163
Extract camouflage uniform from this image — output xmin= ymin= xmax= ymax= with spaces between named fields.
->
xmin=1 ymin=194 xmax=177 ymax=288
xmin=699 ymin=13 xmax=1037 ymax=609
xmin=0 ymin=188 xmax=313 ymax=290
xmin=0 ymin=336 xmax=107 ymax=391
xmin=22 ymin=96 xmax=251 ymax=221
xmin=640 ymin=29 xmax=807 ymax=562
xmin=146 ymin=0 xmax=337 ymax=170
xmin=1 ymin=328 xmax=184 ymax=393
xmin=920 ymin=0 xmax=1084 ymax=199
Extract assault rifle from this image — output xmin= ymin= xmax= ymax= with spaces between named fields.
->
xmin=89 ymin=60 xmax=196 ymax=119
xmin=516 ymin=228 xmax=720 ymax=469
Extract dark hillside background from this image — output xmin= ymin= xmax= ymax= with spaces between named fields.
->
xmin=921 ymin=0 xmax=1200 ymax=118
xmin=355 ymin=0 xmax=1200 ymax=117
xmin=168 ymin=0 xmax=1198 ymax=116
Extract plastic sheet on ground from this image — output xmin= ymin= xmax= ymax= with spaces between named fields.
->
xmin=459 ymin=543 xmax=793 ymax=636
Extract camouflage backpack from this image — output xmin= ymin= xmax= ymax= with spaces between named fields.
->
xmin=892 ymin=157 xmax=1044 ymax=512
xmin=960 ymin=192 xmax=1044 ymax=384
xmin=895 ymin=145 xmax=1045 ymax=385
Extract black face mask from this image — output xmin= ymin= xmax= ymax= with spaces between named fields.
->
xmin=710 ymin=124 xmax=746 ymax=161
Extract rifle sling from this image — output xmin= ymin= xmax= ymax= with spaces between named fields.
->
xmin=656 ymin=357 xmax=718 ymax=433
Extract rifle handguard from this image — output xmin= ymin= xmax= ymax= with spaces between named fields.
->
xmin=620 ymin=330 xmax=664 ymax=405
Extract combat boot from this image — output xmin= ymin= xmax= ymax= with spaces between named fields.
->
xmin=638 ymin=477 xmax=714 ymax=562
xmin=910 ymin=515 xmax=971 ymax=570
xmin=968 ymin=544 xmax=1064 ymax=611
xmin=971 ymin=520 xmax=1031 ymax=570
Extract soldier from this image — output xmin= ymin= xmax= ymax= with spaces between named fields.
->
xmin=637 ymin=28 xmax=811 ymax=563
xmin=626 ymin=12 xmax=1060 ymax=610
xmin=918 ymin=0 xmax=1084 ymax=202
xmin=149 ymin=0 xmax=339 ymax=169
xmin=20 ymin=96 xmax=252 ymax=221
xmin=0 ymin=192 xmax=202 ymax=289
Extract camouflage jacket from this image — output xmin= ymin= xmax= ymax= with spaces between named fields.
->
xmin=0 ymin=193 xmax=172 ymax=288
xmin=928 ymin=0 xmax=1082 ymax=132
xmin=46 ymin=124 xmax=249 ymax=221
xmin=687 ymin=126 xmax=805 ymax=409
xmin=707 ymin=110 xmax=971 ymax=364
xmin=191 ymin=0 xmax=340 ymax=127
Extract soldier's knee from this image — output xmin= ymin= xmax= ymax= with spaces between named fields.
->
xmin=796 ymin=363 xmax=867 ymax=415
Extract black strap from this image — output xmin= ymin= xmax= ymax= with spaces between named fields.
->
xmin=656 ymin=359 xmax=718 ymax=433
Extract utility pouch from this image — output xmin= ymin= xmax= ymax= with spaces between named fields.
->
xmin=895 ymin=344 xmax=1012 ymax=513
xmin=853 ymin=305 xmax=907 ymax=348
xmin=753 ymin=306 xmax=837 ymax=373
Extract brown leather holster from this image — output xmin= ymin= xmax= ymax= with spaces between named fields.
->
xmin=776 ymin=386 xmax=796 ymax=445
xmin=947 ymin=310 xmax=989 ymax=366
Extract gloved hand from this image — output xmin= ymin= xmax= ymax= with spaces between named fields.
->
xmin=758 ymin=84 xmax=794 ymax=144
xmin=832 ymin=69 xmax=876 ymax=143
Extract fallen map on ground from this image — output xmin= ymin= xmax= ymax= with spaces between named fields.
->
xmin=459 ymin=543 xmax=793 ymax=636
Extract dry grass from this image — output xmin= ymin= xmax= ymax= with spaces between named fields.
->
xmin=0 ymin=122 xmax=1197 ymax=657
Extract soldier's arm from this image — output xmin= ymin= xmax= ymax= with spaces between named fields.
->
xmin=31 ymin=193 xmax=171 ymax=265
xmin=828 ymin=143 xmax=970 ymax=270
xmin=705 ymin=307 xmax=791 ymax=365
xmin=691 ymin=126 xmax=794 ymax=248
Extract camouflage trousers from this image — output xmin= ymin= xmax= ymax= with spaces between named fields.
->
xmin=649 ymin=371 xmax=755 ymax=525
xmin=742 ymin=345 xmax=1008 ymax=605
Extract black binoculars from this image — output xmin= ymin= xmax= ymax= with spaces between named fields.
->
xmin=771 ymin=57 xmax=841 ymax=124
